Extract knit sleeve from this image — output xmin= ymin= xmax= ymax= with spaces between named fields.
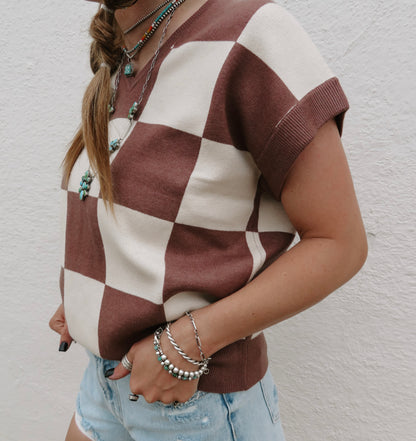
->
xmin=226 ymin=2 xmax=349 ymax=200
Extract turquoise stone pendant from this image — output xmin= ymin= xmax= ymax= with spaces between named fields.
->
xmin=79 ymin=170 xmax=93 ymax=201
xmin=128 ymin=102 xmax=139 ymax=120
xmin=109 ymin=138 xmax=121 ymax=153
xmin=124 ymin=63 xmax=134 ymax=77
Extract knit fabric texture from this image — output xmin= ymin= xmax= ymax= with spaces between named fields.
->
xmin=60 ymin=0 xmax=349 ymax=393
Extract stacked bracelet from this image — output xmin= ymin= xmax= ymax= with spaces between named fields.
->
xmin=153 ymin=328 xmax=209 ymax=381
xmin=185 ymin=311 xmax=207 ymax=361
xmin=165 ymin=323 xmax=210 ymax=366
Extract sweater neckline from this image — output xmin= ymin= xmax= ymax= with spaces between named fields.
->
xmin=122 ymin=0 xmax=214 ymax=92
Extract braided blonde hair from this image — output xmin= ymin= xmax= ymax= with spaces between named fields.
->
xmin=62 ymin=1 xmax=137 ymax=208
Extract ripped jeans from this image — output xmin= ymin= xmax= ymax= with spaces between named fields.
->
xmin=75 ymin=350 xmax=287 ymax=441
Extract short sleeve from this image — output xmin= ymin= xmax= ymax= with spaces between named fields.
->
xmin=223 ymin=2 xmax=349 ymax=200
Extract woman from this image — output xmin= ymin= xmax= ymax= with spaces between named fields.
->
xmin=49 ymin=0 xmax=367 ymax=440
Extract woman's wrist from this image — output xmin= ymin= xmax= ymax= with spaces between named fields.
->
xmin=159 ymin=322 xmax=200 ymax=374
xmin=168 ymin=308 xmax=225 ymax=360
xmin=155 ymin=328 xmax=206 ymax=381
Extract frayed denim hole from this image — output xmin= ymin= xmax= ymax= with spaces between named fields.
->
xmin=76 ymin=396 xmax=105 ymax=441
xmin=156 ymin=390 xmax=207 ymax=410
xmin=162 ymin=391 xmax=211 ymax=425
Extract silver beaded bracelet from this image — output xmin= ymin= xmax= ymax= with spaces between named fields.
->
xmin=153 ymin=328 xmax=209 ymax=381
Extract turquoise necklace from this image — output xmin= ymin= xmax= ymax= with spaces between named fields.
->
xmin=123 ymin=0 xmax=186 ymax=77
xmin=78 ymin=6 xmax=181 ymax=201
xmin=123 ymin=0 xmax=172 ymax=35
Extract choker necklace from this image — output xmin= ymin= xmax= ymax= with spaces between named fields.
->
xmin=123 ymin=0 xmax=172 ymax=35
xmin=78 ymin=7 xmax=179 ymax=201
xmin=122 ymin=0 xmax=186 ymax=77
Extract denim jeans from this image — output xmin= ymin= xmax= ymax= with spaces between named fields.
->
xmin=75 ymin=350 xmax=287 ymax=441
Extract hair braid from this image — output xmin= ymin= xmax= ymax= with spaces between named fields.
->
xmin=63 ymin=2 xmax=135 ymax=209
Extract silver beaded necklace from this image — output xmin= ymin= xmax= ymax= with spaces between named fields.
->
xmin=123 ymin=0 xmax=172 ymax=35
xmin=122 ymin=0 xmax=186 ymax=77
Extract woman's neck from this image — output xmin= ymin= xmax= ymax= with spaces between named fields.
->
xmin=115 ymin=0 xmax=208 ymax=49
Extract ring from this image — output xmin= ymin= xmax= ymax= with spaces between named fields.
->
xmin=121 ymin=354 xmax=133 ymax=371
xmin=129 ymin=393 xmax=139 ymax=402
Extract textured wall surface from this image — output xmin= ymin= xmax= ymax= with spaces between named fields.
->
xmin=0 ymin=1 xmax=415 ymax=440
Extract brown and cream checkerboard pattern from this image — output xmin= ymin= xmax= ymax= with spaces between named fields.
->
xmin=60 ymin=0 xmax=349 ymax=392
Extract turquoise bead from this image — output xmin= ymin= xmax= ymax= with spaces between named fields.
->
xmin=128 ymin=102 xmax=139 ymax=120
xmin=109 ymin=139 xmax=120 ymax=152
xmin=124 ymin=63 xmax=134 ymax=77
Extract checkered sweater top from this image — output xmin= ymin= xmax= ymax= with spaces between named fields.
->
xmin=60 ymin=0 xmax=349 ymax=393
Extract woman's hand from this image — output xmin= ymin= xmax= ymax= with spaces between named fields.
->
xmin=49 ymin=303 xmax=73 ymax=351
xmin=109 ymin=327 xmax=200 ymax=404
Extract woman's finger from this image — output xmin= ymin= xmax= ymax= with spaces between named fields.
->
xmin=59 ymin=322 xmax=73 ymax=352
xmin=49 ymin=305 xmax=65 ymax=335
xmin=107 ymin=363 xmax=131 ymax=380
xmin=49 ymin=304 xmax=74 ymax=351
xmin=107 ymin=353 xmax=133 ymax=380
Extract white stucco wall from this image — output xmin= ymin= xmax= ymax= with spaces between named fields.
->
xmin=0 ymin=1 xmax=414 ymax=440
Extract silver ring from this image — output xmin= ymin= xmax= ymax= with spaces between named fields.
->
xmin=129 ymin=393 xmax=139 ymax=402
xmin=121 ymin=354 xmax=133 ymax=371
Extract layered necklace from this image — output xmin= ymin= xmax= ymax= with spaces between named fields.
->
xmin=123 ymin=0 xmax=172 ymax=35
xmin=123 ymin=0 xmax=186 ymax=77
xmin=78 ymin=0 xmax=186 ymax=201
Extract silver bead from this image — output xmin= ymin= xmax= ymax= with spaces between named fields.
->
xmin=179 ymin=370 xmax=184 ymax=376
xmin=161 ymin=355 xmax=167 ymax=361
xmin=198 ymin=369 xmax=203 ymax=376
xmin=169 ymin=364 xmax=174 ymax=370
xmin=173 ymin=367 xmax=179 ymax=374
xmin=164 ymin=359 xmax=170 ymax=366
xmin=184 ymin=371 xmax=189 ymax=378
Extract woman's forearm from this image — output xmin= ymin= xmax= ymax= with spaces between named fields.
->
xmin=171 ymin=120 xmax=367 ymax=362
xmin=172 ymin=234 xmax=367 ymax=360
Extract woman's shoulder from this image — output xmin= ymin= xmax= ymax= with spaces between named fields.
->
xmin=198 ymin=1 xmax=320 ymax=57
xmin=202 ymin=0 xmax=334 ymax=97
xmin=209 ymin=0 xmax=298 ymax=29
xmin=213 ymin=0 xmax=285 ymax=18
xmin=192 ymin=0 xmax=296 ymax=44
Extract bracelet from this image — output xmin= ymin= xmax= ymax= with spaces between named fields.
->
xmin=185 ymin=311 xmax=207 ymax=361
xmin=165 ymin=323 xmax=207 ymax=367
xmin=153 ymin=328 xmax=209 ymax=381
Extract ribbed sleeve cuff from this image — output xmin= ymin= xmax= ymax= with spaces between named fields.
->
xmin=257 ymin=77 xmax=350 ymax=200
